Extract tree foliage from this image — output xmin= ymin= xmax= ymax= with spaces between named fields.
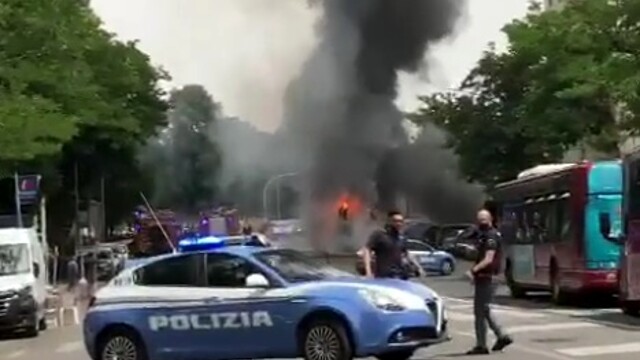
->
xmin=140 ymin=85 xmax=222 ymax=213
xmin=0 ymin=0 xmax=169 ymax=241
xmin=411 ymin=0 xmax=640 ymax=186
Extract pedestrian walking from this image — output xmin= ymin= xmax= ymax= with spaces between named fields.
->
xmin=66 ymin=257 xmax=79 ymax=292
xmin=465 ymin=209 xmax=513 ymax=354
xmin=362 ymin=210 xmax=424 ymax=279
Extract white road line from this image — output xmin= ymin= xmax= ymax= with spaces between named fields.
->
xmin=492 ymin=308 xmax=546 ymax=318
xmin=55 ymin=341 xmax=83 ymax=353
xmin=443 ymin=297 xmax=472 ymax=304
xmin=507 ymin=322 xmax=601 ymax=334
xmin=447 ymin=304 xmax=472 ymax=310
xmin=557 ymin=342 xmax=640 ymax=356
xmin=6 ymin=350 xmax=26 ymax=359
xmin=454 ymin=330 xmax=576 ymax=360
xmin=544 ymin=308 xmax=621 ymax=317
xmin=447 ymin=311 xmax=475 ymax=321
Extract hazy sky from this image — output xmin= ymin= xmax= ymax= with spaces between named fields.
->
xmin=90 ymin=0 xmax=529 ymax=131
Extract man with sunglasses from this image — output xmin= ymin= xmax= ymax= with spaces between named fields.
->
xmin=362 ymin=210 xmax=424 ymax=279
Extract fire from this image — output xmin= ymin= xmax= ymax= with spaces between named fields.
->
xmin=336 ymin=195 xmax=363 ymax=217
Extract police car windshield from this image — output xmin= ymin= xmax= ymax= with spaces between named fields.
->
xmin=255 ymin=249 xmax=353 ymax=283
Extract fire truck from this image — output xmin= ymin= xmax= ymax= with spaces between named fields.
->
xmin=130 ymin=209 xmax=181 ymax=257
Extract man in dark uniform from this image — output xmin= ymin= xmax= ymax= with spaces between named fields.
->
xmin=362 ymin=210 xmax=424 ymax=279
xmin=466 ymin=209 xmax=513 ymax=355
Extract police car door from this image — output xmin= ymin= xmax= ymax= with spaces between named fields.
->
xmin=196 ymin=253 xmax=302 ymax=359
xmin=134 ymin=253 xmax=218 ymax=359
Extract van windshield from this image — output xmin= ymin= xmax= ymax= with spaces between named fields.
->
xmin=0 ymin=244 xmax=30 ymax=276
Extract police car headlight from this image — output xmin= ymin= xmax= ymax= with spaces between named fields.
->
xmin=359 ymin=289 xmax=405 ymax=312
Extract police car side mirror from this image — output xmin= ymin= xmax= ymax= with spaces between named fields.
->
xmin=245 ymin=273 xmax=269 ymax=288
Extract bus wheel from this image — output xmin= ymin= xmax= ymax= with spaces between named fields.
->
xmin=550 ymin=270 xmax=569 ymax=305
xmin=505 ymin=262 xmax=526 ymax=298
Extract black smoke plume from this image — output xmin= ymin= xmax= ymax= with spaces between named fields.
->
xmin=283 ymin=0 xmax=482 ymax=226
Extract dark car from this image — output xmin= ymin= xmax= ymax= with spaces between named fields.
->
xmin=438 ymin=224 xmax=476 ymax=259
xmin=404 ymin=219 xmax=438 ymax=246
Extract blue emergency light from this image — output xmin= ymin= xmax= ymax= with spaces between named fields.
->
xmin=178 ymin=235 xmax=226 ymax=252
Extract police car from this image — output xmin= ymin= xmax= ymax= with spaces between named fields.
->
xmin=84 ymin=246 xmax=449 ymax=360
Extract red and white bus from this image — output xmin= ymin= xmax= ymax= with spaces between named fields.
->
xmin=492 ymin=161 xmax=622 ymax=304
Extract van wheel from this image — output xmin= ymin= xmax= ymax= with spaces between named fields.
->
xmin=38 ymin=317 xmax=47 ymax=331
xmin=97 ymin=327 xmax=148 ymax=360
xmin=377 ymin=350 xmax=414 ymax=360
xmin=301 ymin=319 xmax=352 ymax=360
xmin=24 ymin=316 xmax=39 ymax=338
xmin=505 ymin=262 xmax=526 ymax=298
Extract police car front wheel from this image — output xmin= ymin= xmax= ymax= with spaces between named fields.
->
xmin=302 ymin=319 xmax=352 ymax=360
xmin=97 ymin=328 xmax=148 ymax=360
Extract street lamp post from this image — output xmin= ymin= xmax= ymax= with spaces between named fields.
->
xmin=262 ymin=172 xmax=298 ymax=220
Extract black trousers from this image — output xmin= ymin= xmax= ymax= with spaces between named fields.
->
xmin=473 ymin=277 xmax=505 ymax=347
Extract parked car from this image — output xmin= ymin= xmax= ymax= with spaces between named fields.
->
xmin=404 ymin=219 xmax=438 ymax=246
xmin=356 ymin=239 xmax=456 ymax=276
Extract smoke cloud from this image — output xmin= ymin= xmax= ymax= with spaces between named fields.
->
xmin=283 ymin=0 xmax=483 ymax=223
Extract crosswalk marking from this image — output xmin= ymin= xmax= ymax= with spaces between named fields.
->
xmin=507 ymin=322 xmax=601 ymax=334
xmin=544 ymin=308 xmax=620 ymax=317
xmin=447 ymin=312 xmax=475 ymax=321
xmin=557 ymin=342 xmax=640 ymax=356
xmin=55 ymin=341 xmax=83 ymax=353
xmin=448 ymin=308 xmax=546 ymax=321
xmin=492 ymin=308 xmax=546 ymax=318
xmin=6 ymin=350 xmax=25 ymax=359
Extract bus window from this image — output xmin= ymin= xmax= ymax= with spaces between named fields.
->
xmin=553 ymin=199 xmax=572 ymax=242
xmin=529 ymin=205 xmax=548 ymax=244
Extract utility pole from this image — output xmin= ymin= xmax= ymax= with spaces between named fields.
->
xmin=13 ymin=172 xmax=23 ymax=227
xmin=101 ymin=174 xmax=106 ymax=241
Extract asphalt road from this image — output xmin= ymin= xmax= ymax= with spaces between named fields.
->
xmin=2 ymin=257 xmax=640 ymax=360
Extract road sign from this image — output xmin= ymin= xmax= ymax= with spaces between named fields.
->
xmin=18 ymin=175 xmax=41 ymax=205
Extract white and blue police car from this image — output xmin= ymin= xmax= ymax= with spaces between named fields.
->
xmin=84 ymin=246 xmax=449 ymax=360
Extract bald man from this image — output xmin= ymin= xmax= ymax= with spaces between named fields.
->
xmin=465 ymin=209 xmax=513 ymax=355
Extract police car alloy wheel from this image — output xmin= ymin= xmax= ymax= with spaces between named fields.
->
xmin=302 ymin=320 xmax=352 ymax=360
xmin=98 ymin=329 xmax=147 ymax=360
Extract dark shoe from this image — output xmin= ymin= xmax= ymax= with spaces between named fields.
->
xmin=492 ymin=336 xmax=514 ymax=352
xmin=466 ymin=346 xmax=490 ymax=355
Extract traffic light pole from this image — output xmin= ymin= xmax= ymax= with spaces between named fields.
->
xmin=262 ymin=172 xmax=298 ymax=220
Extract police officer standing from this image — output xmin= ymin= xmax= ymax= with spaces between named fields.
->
xmin=362 ymin=210 xmax=424 ymax=279
xmin=465 ymin=209 xmax=513 ymax=355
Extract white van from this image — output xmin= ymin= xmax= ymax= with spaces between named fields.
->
xmin=0 ymin=228 xmax=47 ymax=336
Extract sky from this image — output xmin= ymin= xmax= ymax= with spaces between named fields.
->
xmin=90 ymin=0 xmax=530 ymax=132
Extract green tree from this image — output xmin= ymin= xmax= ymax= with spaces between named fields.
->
xmin=0 ymin=0 xmax=169 ymax=242
xmin=141 ymin=85 xmax=222 ymax=213
xmin=412 ymin=0 xmax=640 ymax=186
xmin=412 ymin=46 xmax=573 ymax=186
xmin=503 ymin=0 xmax=640 ymax=155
